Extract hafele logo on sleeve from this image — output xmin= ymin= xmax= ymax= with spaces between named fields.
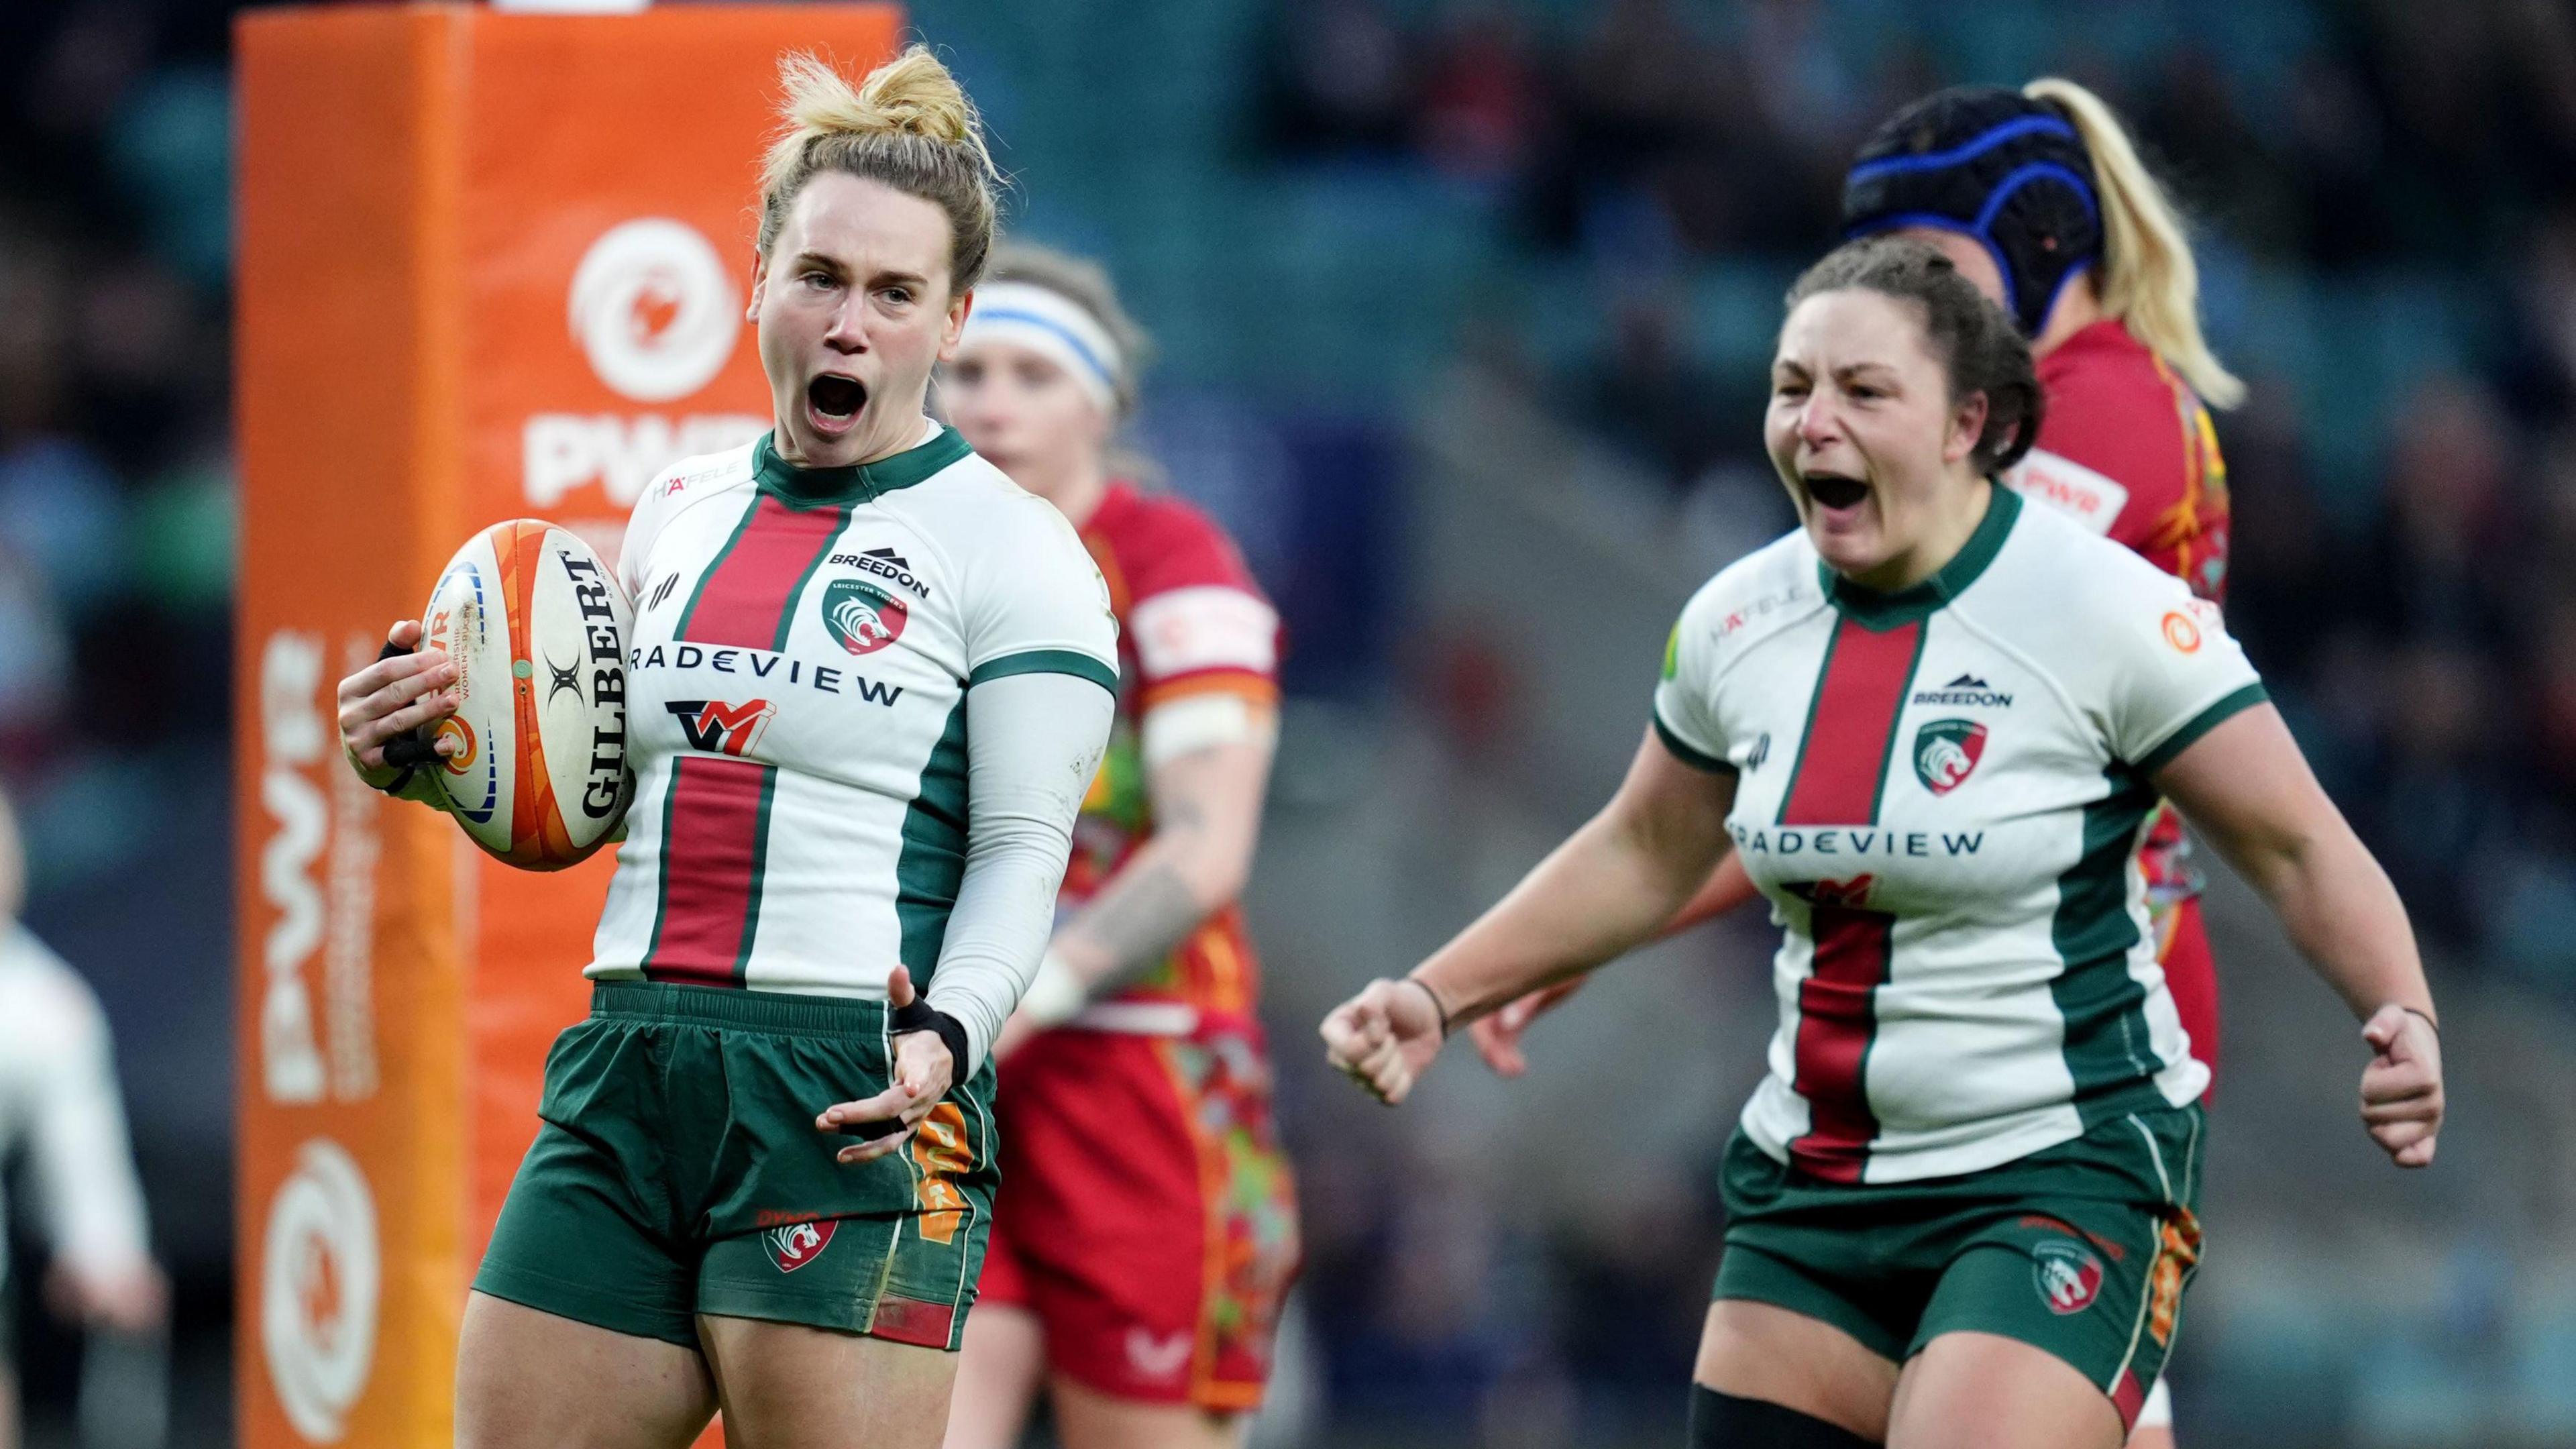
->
xmin=762 ymin=1218 xmax=837 ymax=1273
xmin=1912 ymin=718 xmax=1988 ymax=796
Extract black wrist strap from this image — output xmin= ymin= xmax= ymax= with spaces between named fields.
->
xmin=890 ymin=997 xmax=973 ymax=1085
xmin=2401 ymin=1005 xmax=2439 ymax=1036
xmin=1403 ymin=976 xmax=1452 ymax=1038
xmin=369 ymin=638 xmax=423 ymax=796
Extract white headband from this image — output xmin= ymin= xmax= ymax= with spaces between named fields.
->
xmin=957 ymin=282 xmax=1124 ymax=414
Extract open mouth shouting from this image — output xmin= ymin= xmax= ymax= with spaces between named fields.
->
xmin=1801 ymin=469 xmax=1871 ymax=522
xmin=805 ymin=373 xmax=868 ymax=438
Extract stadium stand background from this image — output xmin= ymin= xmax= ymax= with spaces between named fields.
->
xmin=3 ymin=0 xmax=2574 ymax=1444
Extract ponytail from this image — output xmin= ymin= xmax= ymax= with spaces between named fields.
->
xmin=2024 ymin=78 xmax=2245 ymax=409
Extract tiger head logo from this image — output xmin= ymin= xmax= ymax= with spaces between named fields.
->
xmin=762 ymin=1218 xmax=836 ymax=1273
xmin=1912 ymin=718 xmax=1988 ymax=796
xmin=820 ymin=578 xmax=908 ymax=656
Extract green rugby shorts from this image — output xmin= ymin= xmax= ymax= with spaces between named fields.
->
xmin=473 ymin=981 xmax=998 ymax=1350
xmin=1714 ymin=1105 xmax=2204 ymax=1432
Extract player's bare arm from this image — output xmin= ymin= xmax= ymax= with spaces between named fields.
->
xmin=1034 ymin=727 xmax=1274 ymax=1001
xmin=1472 ymin=843 xmax=1760 ymax=1077
xmin=2151 ymin=703 xmax=2443 ymax=1167
xmin=1323 ymin=724 xmax=1735 ymax=1104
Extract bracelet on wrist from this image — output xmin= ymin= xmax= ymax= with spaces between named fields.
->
xmin=1403 ymin=976 xmax=1452 ymax=1038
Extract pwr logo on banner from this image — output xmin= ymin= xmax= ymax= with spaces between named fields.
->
xmin=525 ymin=219 xmax=765 ymax=508
xmin=260 ymin=1138 xmax=380 ymax=1443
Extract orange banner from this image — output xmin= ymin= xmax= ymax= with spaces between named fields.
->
xmin=235 ymin=8 xmax=900 ymax=1445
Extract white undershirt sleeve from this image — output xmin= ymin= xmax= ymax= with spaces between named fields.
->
xmin=922 ymin=670 xmax=1115 ymax=1077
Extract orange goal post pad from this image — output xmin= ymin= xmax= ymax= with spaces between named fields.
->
xmin=235 ymin=7 xmax=900 ymax=1445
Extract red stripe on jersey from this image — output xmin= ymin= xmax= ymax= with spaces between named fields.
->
xmin=1788 ymin=894 xmax=1894 ymax=1183
xmin=642 ymin=755 xmax=771 ymax=987
xmin=1779 ymin=617 xmax=1923 ymax=825
xmin=679 ymin=495 xmax=849 ymax=649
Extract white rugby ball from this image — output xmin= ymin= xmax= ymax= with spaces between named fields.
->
xmin=419 ymin=520 xmax=633 ymax=869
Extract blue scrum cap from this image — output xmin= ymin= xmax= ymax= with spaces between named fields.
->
xmin=1840 ymin=86 xmax=2102 ymax=337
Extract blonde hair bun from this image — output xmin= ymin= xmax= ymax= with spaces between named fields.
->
xmin=757 ymin=46 xmax=1003 ymax=289
xmin=777 ymin=47 xmax=983 ymax=150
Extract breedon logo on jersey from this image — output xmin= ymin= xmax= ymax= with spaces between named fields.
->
xmin=1912 ymin=673 xmax=2013 ymax=708
xmin=1913 ymin=718 xmax=1988 ymax=796
xmin=666 ymin=698 xmax=775 ymax=756
xmin=821 ymin=578 xmax=908 ymax=655
xmin=828 ymin=546 xmax=932 ymax=601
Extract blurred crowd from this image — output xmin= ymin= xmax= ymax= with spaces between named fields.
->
xmin=0 ymin=0 xmax=236 ymax=1437
xmin=1266 ymin=0 xmax=2576 ymax=264
xmin=0 ymin=0 xmax=234 ymax=899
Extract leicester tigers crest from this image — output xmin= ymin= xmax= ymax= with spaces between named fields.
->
xmin=762 ymin=1218 xmax=837 ymax=1273
xmin=820 ymin=578 xmax=908 ymax=656
xmin=1913 ymin=718 xmax=1988 ymax=796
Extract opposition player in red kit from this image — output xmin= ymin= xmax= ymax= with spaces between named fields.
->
xmin=938 ymin=246 xmax=1298 ymax=1449
xmin=1470 ymin=79 xmax=2242 ymax=1446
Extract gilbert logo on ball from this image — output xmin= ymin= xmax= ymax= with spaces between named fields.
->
xmin=1913 ymin=718 xmax=1988 ymax=796
xmin=260 ymin=1138 xmax=380 ymax=1442
xmin=821 ymin=578 xmax=908 ymax=655
xmin=568 ymin=219 xmax=740 ymax=403
xmin=422 ymin=520 xmax=635 ymax=868
xmin=763 ymin=1219 xmax=836 ymax=1273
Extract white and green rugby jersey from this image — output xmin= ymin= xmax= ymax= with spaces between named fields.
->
xmin=1654 ymin=487 xmax=2259 ymax=1184
xmin=587 ymin=426 xmax=1117 ymax=1002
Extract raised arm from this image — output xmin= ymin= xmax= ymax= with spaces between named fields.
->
xmin=1322 ymin=724 xmax=1737 ymax=1104
xmin=2152 ymin=703 xmax=2443 ymax=1167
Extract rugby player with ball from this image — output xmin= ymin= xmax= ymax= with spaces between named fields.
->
xmin=333 ymin=46 xmax=1118 ymax=1449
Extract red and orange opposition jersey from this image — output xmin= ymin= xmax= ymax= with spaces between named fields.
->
xmin=2009 ymin=319 xmax=2231 ymax=609
xmin=1063 ymin=482 xmax=1282 ymax=1025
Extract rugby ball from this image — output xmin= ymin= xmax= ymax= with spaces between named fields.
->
xmin=419 ymin=520 xmax=634 ymax=869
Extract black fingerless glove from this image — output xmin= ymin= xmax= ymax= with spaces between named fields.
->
xmin=839 ymin=999 xmax=971 ymax=1141
xmin=369 ymin=638 xmax=441 ymax=793
xmin=889 ymin=996 xmax=972 ymax=1095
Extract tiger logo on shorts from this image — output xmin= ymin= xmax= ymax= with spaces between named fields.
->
xmin=2033 ymin=1238 xmax=2104 ymax=1314
xmin=763 ymin=1218 xmax=837 ymax=1273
